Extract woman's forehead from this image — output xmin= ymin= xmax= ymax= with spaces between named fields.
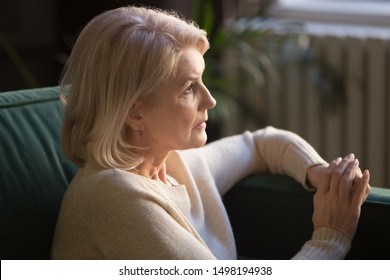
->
xmin=176 ymin=48 xmax=205 ymax=80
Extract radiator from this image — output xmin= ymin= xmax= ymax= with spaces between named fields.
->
xmin=262 ymin=30 xmax=390 ymax=188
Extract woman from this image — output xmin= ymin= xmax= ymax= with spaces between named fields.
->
xmin=51 ymin=6 xmax=371 ymax=260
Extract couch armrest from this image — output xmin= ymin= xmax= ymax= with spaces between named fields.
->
xmin=223 ymin=174 xmax=390 ymax=260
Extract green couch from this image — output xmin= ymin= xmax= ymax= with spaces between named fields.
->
xmin=1 ymin=86 xmax=389 ymax=260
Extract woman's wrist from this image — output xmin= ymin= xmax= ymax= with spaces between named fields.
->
xmin=306 ymin=163 xmax=329 ymax=189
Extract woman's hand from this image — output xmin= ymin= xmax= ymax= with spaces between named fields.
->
xmin=306 ymin=154 xmax=363 ymax=189
xmin=310 ymin=155 xmax=371 ymax=239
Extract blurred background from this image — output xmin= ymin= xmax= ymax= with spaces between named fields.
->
xmin=1 ymin=0 xmax=389 ymax=188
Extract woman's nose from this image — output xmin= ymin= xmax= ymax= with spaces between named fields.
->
xmin=201 ymin=84 xmax=216 ymax=110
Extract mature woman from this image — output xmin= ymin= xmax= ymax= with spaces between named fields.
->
xmin=51 ymin=6 xmax=371 ymax=260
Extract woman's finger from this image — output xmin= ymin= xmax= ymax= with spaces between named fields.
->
xmin=330 ymin=157 xmax=343 ymax=166
xmin=339 ymin=159 xmax=358 ymax=201
xmin=329 ymin=154 xmax=355 ymax=196
xmin=352 ymin=170 xmax=371 ymax=208
xmin=317 ymin=157 xmax=342 ymax=193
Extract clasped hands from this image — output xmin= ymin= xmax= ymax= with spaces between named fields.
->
xmin=306 ymin=154 xmax=371 ymax=240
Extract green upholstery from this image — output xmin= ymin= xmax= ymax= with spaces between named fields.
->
xmin=0 ymin=87 xmax=77 ymax=259
xmin=1 ymin=86 xmax=389 ymax=260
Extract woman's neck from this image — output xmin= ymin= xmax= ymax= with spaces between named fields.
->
xmin=133 ymin=153 xmax=171 ymax=185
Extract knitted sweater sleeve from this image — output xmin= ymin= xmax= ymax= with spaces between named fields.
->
xmin=185 ymin=126 xmax=327 ymax=195
xmin=181 ymin=126 xmax=351 ymax=259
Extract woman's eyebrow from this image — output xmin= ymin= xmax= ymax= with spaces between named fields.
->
xmin=182 ymin=68 xmax=205 ymax=81
xmin=186 ymin=75 xmax=199 ymax=82
xmin=179 ymin=64 xmax=205 ymax=84
xmin=179 ymin=72 xmax=200 ymax=84
xmin=180 ymin=77 xmax=197 ymax=88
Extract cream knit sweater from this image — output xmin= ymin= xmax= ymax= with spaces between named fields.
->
xmin=51 ymin=127 xmax=351 ymax=259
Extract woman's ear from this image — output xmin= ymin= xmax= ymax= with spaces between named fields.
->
xmin=125 ymin=101 xmax=144 ymax=132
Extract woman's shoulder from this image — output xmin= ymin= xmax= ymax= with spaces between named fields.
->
xmin=66 ymin=164 xmax=160 ymax=200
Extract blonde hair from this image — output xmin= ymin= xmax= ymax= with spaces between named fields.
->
xmin=60 ymin=6 xmax=209 ymax=170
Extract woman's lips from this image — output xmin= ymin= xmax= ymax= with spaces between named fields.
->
xmin=195 ymin=121 xmax=207 ymax=129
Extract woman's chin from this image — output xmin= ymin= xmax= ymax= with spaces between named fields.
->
xmin=189 ymin=131 xmax=208 ymax=148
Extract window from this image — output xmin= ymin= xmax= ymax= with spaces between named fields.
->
xmin=270 ymin=0 xmax=390 ymax=27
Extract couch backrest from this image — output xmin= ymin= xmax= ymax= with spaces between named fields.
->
xmin=0 ymin=87 xmax=78 ymax=259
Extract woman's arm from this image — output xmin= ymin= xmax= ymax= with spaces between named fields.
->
xmin=181 ymin=126 xmax=327 ymax=195
xmin=181 ymin=127 xmax=370 ymax=259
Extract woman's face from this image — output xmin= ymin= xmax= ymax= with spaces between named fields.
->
xmin=138 ymin=47 xmax=216 ymax=155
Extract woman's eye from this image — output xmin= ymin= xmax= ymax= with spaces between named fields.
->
xmin=185 ymin=83 xmax=195 ymax=94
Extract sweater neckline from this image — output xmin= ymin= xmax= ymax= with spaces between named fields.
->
xmin=127 ymin=170 xmax=190 ymax=206
xmin=128 ymin=170 xmax=184 ymax=189
xmin=82 ymin=163 xmax=189 ymax=204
